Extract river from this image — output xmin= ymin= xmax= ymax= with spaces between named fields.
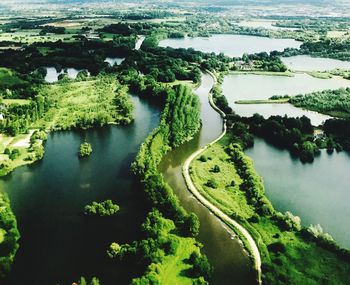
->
xmin=159 ymin=73 xmax=257 ymax=285
xmin=1 ymin=95 xmax=161 ymax=285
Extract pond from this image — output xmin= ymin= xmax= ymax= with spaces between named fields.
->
xmin=158 ymin=34 xmax=302 ymax=58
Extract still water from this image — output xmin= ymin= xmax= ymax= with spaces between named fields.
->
xmin=222 ymin=73 xmax=350 ymax=125
xmin=159 ymin=34 xmax=301 ymax=58
xmin=246 ymin=138 xmax=350 ymax=249
xmin=1 ymin=95 xmax=161 ymax=284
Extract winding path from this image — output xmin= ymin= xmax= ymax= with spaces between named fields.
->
xmin=182 ymin=71 xmax=262 ymax=284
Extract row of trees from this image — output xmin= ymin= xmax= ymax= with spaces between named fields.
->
xmin=130 ymin=83 xmax=211 ymax=283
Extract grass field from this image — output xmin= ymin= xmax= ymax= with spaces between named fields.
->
xmin=157 ymin=235 xmax=198 ymax=285
xmin=190 ymin=134 xmax=350 ymax=284
xmin=190 ymin=139 xmax=254 ymax=219
xmin=35 ymin=75 xmax=133 ymax=130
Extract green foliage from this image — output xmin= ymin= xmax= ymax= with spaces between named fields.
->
xmin=165 ymin=85 xmax=201 ymax=147
xmin=131 ymin=82 xmax=210 ymax=283
xmin=79 ymin=142 xmax=93 ymax=158
xmin=190 ymin=136 xmax=350 ymax=285
xmin=84 ymin=200 xmax=119 ymax=217
xmin=78 ymin=276 xmax=100 ymax=285
xmin=291 ymin=88 xmax=350 ymax=118
xmin=189 ymin=251 xmax=213 ymax=280
xmin=0 ymin=192 xmax=20 ymax=279
xmin=206 ymin=179 xmax=218 ymax=189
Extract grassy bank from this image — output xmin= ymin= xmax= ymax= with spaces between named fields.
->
xmin=190 ymin=134 xmax=350 ymax=285
xmin=230 ymin=70 xmax=294 ymax=77
xmin=235 ymin=98 xmax=290 ymax=104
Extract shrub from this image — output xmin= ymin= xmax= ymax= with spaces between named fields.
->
xmin=79 ymin=142 xmax=92 ymax=157
xmin=206 ymin=179 xmax=218 ymax=189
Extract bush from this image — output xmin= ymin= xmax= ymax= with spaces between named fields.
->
xmin=84 ymin=200 xmax=120 ymax=217
xmin=79 ymin=142 xmax=92 ymax=157
xmin=190 ymin=252 xmax=213 ymax=280
xmin=206 ymin=179 xmax=218 ymax=189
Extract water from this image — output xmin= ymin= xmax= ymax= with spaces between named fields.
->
xmin=104 ymin=57 xmax=125 ymax=66
xmin=222 ymin=73 xmax=350 ymax=125
xmin=135 ymin=36 xmax=145 ymax=50
xmin=245 ymin=138 xmax=350 ymax=249
xmin=45 ymin=67 xmax=85 ymax=83
xmin=158 ymin=34 xmax=302 ymax=58
xmin=159 ymin=74 xmax=257 ymax=285
xmin=282 ymin=55 xmax=350 ymax=71
xmin=1 ymin=95 xmax=161 ymax=285
xmin=237 ymin=20 xmax=296 ymax=31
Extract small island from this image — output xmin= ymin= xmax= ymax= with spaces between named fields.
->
xmin=79 ymin=142 xmax=93 ymax=158
xmin=84 ymin=200 xmax=120 ymax=217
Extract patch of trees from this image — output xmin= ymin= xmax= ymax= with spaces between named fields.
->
xmin=0 ymin=38 xmax=136 ymax=75
xmin=84 ymin=200 xmax=119 ymax=217
xmin=120 ymin=49 xmax=202 ymax=83
xmin=324 ymin=119 xmax=350 ymax=152
xmin=40 ymin=26 xmax=65 ymax=35
xmin=79 ymin=142 xmax=92 ymax=158
xmin=290 ymin=88 xmax=350 ymax=118
xmin=279 ymin=38 xmax=350 ymax=61
xmin=227 ymin=143 xmax=274 ymax=215
xmin=99 ymin=22 xmax=156 ymax=36
xmin=141 ymin=35 xmax=231 ymax=72
xmin=165 ymin=85 xmax=201 ymax=147
xmin=107 ymin=210 xmax=210 ymax=284
xmin=0 ymin=192 xmax=20 ymax=279
xmin=242 ymin=114 xmax=321 ymax=163
xmin=0 ymin=97 xmax=47 ymax=136
xmin=238 ymin=52 xmax=288 ymax=72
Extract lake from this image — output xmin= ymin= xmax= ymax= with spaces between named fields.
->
xmin=246 ymin=138 xmax=350 ymax=249
xmin=222 ymin=73 xmax=350 ymax=125
xmin=282 ymin=55 xmax=350 ymax=71
xmin=1 ymin=95 xmax=161 ymax=285
xmin=158 ymin=34 xmax=302 ymax=58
